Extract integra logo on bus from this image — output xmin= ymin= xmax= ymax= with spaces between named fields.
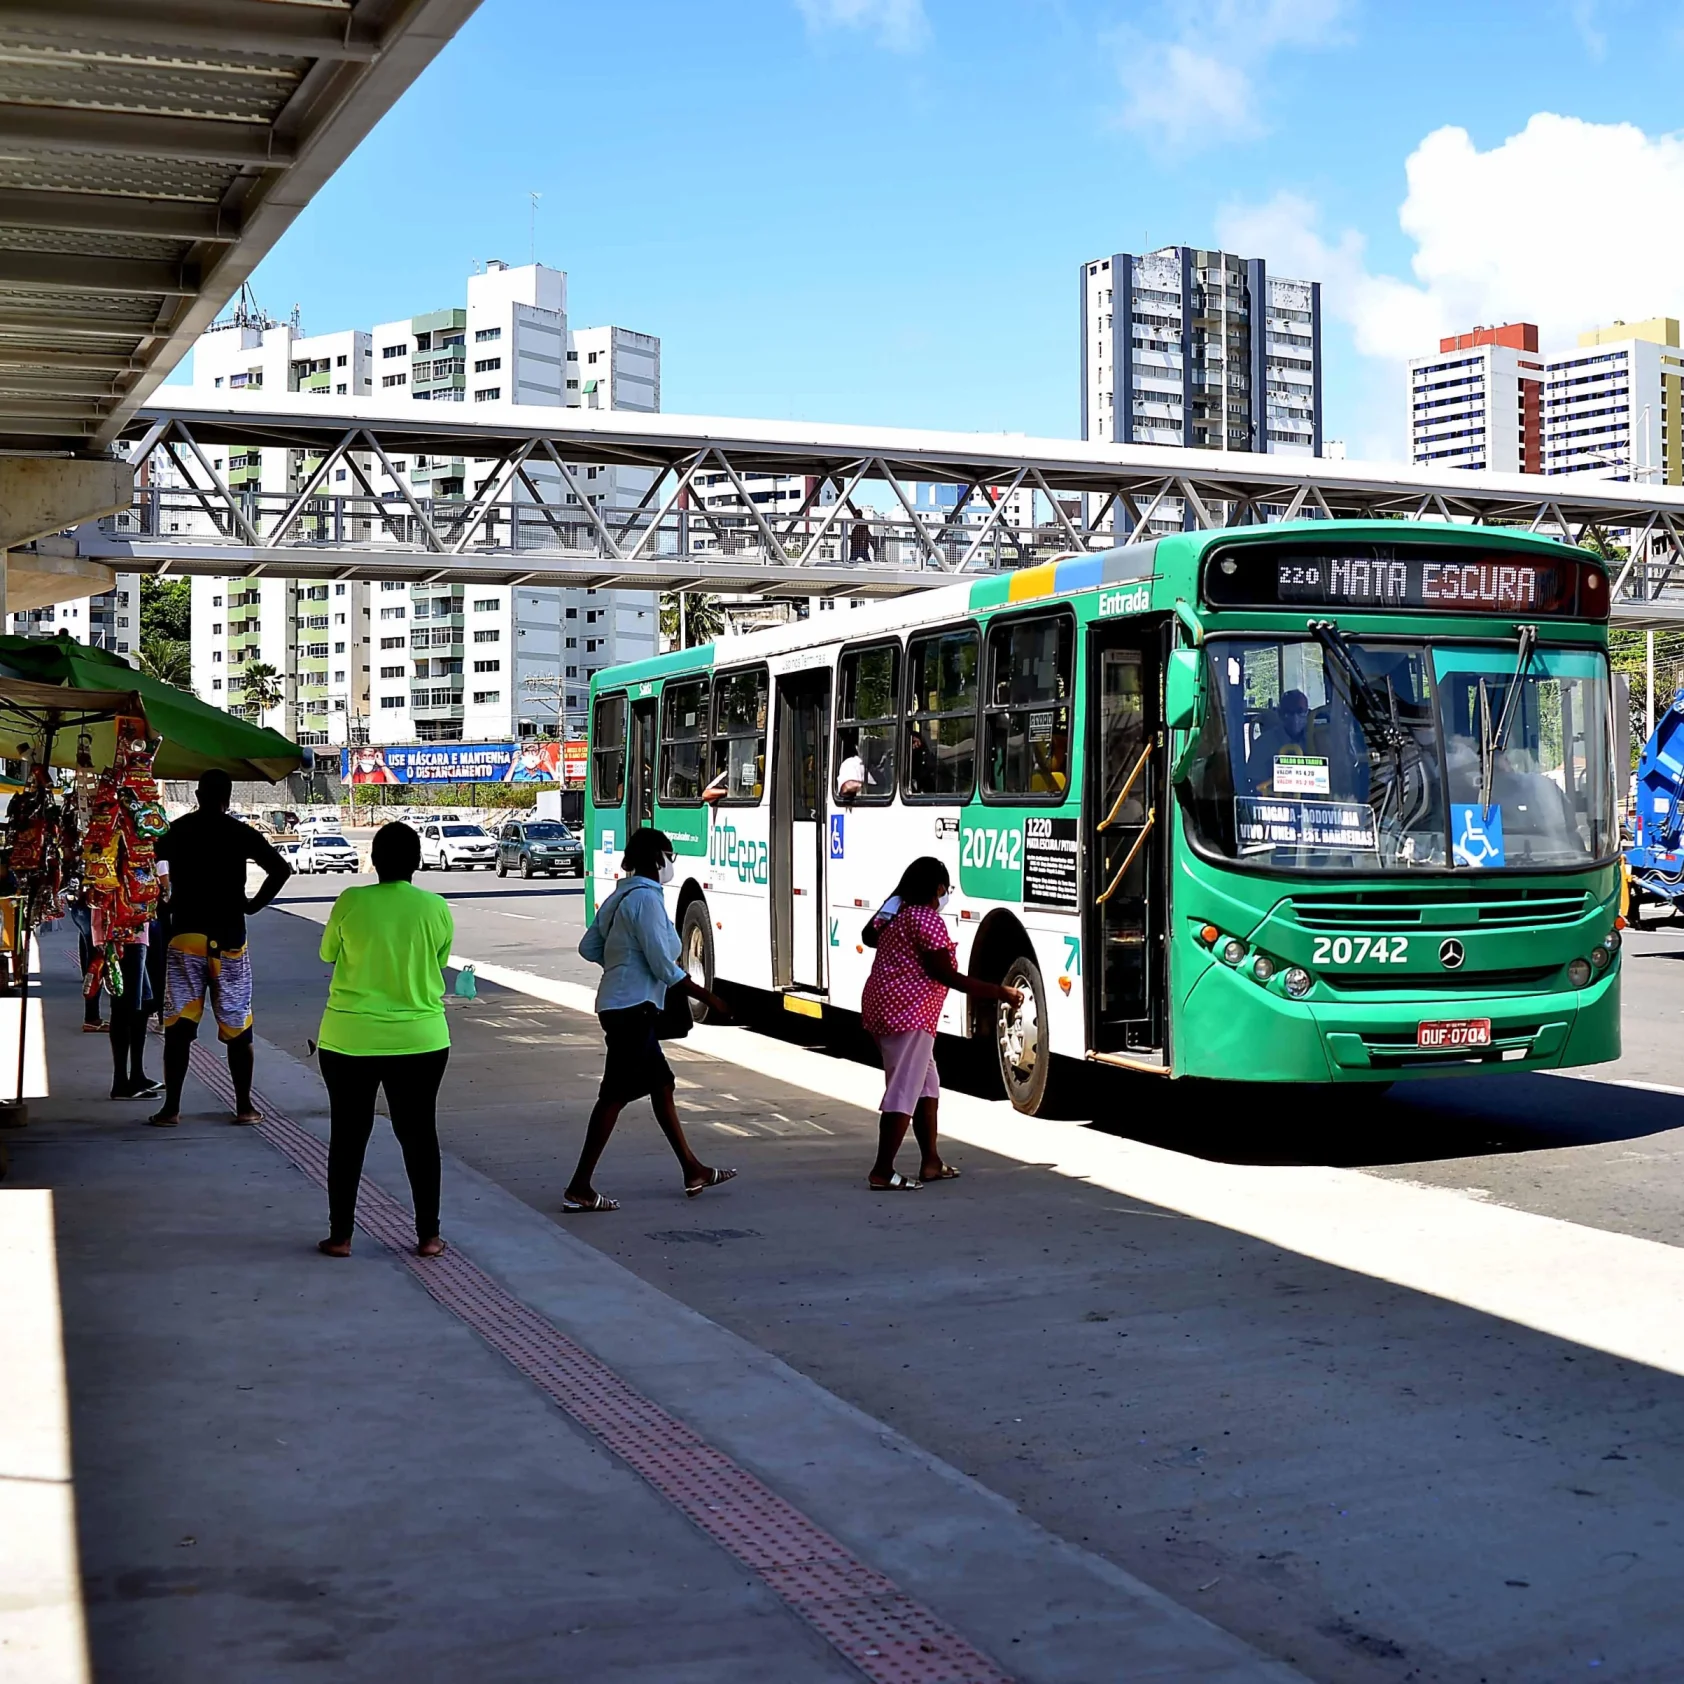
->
xmin=708 ymin=818 xmax=768 ymax=884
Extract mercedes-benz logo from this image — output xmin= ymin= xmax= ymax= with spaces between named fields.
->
xmin=1439 ymin=939 xmax=1465 ymax=970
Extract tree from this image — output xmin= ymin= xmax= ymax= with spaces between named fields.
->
xmin=660 ymin=591 xmax=725 ymax=649
xmin=240 ymin=661 xmax=285 ymax=715
xmin=137 ymin=635 xmax=192 ymax=690
xmin=140 ymin=575 xmax=190 ymax=643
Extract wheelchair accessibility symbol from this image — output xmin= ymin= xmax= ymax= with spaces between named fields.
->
xmin=1452 ymin=804 xmax=1506 ymax=868
xmin=828 ymin=813 xmax=845 ymax=860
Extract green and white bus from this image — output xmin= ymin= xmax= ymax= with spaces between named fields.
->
xmin=584 ymin=520 xmax=1621 ymax=1113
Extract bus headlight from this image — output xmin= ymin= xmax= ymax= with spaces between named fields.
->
xmin=1589 ymin=945 xmax=1611 ymax=970
xmin=1567 ymin=958 xmax=1593 ymax=988
xmin=1282 ymin=966 xmax=1313 ymax=999
xmin=1604 ymin=928 xmax=1622 ymax=956
xmin=1220 ymin=938 xmax=1247 ymax=966
xmin=1251 ymin=954 xmax=1277 ymax=983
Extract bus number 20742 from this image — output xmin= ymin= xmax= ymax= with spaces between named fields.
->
xmin=961 ymin=825 xmax=1023 ymax=872
xmin=1311 ymin=934 xmax=1409 ymax=965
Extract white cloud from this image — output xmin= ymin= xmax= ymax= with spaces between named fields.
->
xmin=1109 ymin=0 xmax=1348 ymax=148
xmin=796 ymin=0 xmax=928 ymax=52
xmin=1218 ymin=114 xmax=1684 ymax=456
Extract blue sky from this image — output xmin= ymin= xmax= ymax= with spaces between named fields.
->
xmin=197 ymin=0 xmax=1684 ymax=461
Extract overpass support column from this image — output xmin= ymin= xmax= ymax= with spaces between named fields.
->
xmin=0 ymin=458 xmax=131 ymax=620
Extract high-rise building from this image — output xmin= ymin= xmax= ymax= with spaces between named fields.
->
xmin=8 ymin=577 xmax=141 ymax=655
xmin=1408 ymin=323 xmax=1544 ymax=474
xmin=179 ymin=263 xmax=660 ymax=746
xmin=1542 ymin=318 xmax=1684 ymax=483
xmin=1080 ymin=245 xmax=1321 ymax=455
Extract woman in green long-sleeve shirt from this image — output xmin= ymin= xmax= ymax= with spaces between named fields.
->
xmin=315 ymin=822 xmax=454 ymax=1259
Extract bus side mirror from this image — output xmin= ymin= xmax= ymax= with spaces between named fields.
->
xmin=1165 ymin=648 xmax=1205 ymax=733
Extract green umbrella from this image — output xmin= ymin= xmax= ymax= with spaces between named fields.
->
xmin=0 ymin=632 xmax=302 ymax=782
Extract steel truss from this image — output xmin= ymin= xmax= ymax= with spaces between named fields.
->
xmin=66 ymin=401 xmax=1684 ymax=609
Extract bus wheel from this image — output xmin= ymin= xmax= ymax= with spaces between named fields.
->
xmin=996 ymin=954 xmax=1052 ymax=1114
xmin=679 ymin=901 xmax=719 ymax=1023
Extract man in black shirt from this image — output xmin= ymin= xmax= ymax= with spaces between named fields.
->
xmin=150 ymin=770 xmax=292 ymax=1127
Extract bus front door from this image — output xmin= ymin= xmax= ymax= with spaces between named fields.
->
xmin=1086 ymin=626 xmax=1166 ymax=1059
xmin=771 ymin=670 xmax=831 ymax=992
xmin=627 ymin=698 xmax=657 ymax=832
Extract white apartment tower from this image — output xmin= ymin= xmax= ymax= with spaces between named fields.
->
xmin=183 ymin=263 xmax=659 ymax=746
xmin=8 ymin=579 xmax=141 ymax=654
xmin=1408 ymin=323 xmax=1544 ymax=474
xmin=1081 ymin=245 xmax=1321 ymax=455
xmin=1543 ymin=318 xmax=1683 ymax=483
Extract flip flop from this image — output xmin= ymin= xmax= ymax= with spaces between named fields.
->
xmin=562 ymin=1192 xmax=619 ymax=1212
xmin=868 ymin=1172 xmax=922 ymax=1191
xmin=415 ymin=1236 xmax=447 ymax=1258
xmin=146 ymin=1110 xmax=179 ymax=1128
xmin=685 ymin=1166 xmax=738 ymax=1198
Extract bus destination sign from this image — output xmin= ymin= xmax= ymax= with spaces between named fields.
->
xmin=1203 ymin=543 xmax=1606 ymax=620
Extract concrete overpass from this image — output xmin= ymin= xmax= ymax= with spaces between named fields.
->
xmin=0 ymin=0 xmax=482 ymax=613
xmin=59 ymin=394 xmax=1684 ymax=615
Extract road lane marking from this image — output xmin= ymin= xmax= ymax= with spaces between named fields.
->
xmin=427 ymin=946 xmax=1684 ymax=1382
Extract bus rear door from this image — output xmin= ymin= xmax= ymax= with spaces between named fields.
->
xmin=1086 ymin=620 xmax=1168 ymax=1061
xmin=771 ymin=669 xmax=831 ymax=991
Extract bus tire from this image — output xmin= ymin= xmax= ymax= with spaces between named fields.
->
xmin=995 ymin=953 xmax=1053 ymax=1114
xmin=679 ymin=900 xmax=719 ymax=1023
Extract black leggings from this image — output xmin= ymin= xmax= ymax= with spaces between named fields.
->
xmin=320 ymin=1048 xmax=449 ymax=1244
xmin=108 ymin=944 xmax=151 ymax=1091
xmin=79 ymin=935 xmax=101 ymax=1025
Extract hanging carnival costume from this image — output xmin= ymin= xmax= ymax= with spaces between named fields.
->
xmin=80 ymin=715 xmax=165 ymax=1000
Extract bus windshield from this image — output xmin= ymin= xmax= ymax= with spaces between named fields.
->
xmin=1183 ymin=636 xmax=1615 ymax=872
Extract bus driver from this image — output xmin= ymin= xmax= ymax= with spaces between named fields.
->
xmin=1247 ymin=689 xmax=1319 ymax=795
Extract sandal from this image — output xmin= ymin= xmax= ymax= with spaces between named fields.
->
xmin=868 ymin=1172 xmax=922 ymax=1191
xmin=685 ymin=1166 xmax=738 ymax=1198
xmin=921 ymin=1164 xmax=961 ymax=1181
xmin=562 ymin=1191 xmax=619 ymax=1212
xmin=317 ymin=1237 xmax=352 ymax=1258
xmin=416 ymin=1236 xmax=446 ymax=1258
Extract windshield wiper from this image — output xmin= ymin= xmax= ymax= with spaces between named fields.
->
xmin=1307 ymin=620 xmax=1407 ymax=751
xmin=1478 ymin=622 xmax=1538 ymax=811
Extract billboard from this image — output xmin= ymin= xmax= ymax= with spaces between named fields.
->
xmin=341 ymin=742 xmax=564 ymax=785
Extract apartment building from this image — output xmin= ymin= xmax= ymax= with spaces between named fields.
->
xmin=1080 ymin=245 xmax=1322 ymax=455
xmin=1408 ymin=323 xmax=1544 ymax=473
xmin=8 ymin=578 xmax=141 ymax=654
xmin=1543 ymin=317 xmax=1683 ymax=483
xmin=180 ymin=263 xmax=659 ymax=746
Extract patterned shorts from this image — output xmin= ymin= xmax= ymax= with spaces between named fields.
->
xmin=163 ymin=934 xmax=254 ymax=1041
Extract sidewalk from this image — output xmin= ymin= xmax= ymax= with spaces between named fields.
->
xmin=2 ymin=927 xmax=1298 ymax=1684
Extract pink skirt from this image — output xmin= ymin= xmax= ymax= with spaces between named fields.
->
xmin=874 ymin=1030 xmax=941 ymax=1116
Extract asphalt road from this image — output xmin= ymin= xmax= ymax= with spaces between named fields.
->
xmin=254 ymin=867 xmax=1684 ymax=1683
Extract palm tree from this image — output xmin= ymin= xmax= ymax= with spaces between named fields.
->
xmin=660 ymin=590 xmax=725 ymax=649
xmin=136 ymin=635 xmax=192 ymax=691
xmin=240 ymin=661 xmax=285 ymax=715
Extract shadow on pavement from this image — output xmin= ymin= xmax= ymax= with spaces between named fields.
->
xmin=717 ymin=983 xmax=1684 ymax=1171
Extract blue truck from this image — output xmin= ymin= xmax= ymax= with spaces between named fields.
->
xmin=1626 ymin=686 xmax=1684 ymax=925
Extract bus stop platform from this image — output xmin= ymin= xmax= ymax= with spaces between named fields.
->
xmin=0 ymin=928 xmax=1298 ymax=1684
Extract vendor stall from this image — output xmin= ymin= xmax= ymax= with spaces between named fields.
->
xmin=0 ymin=637 xmax=302 ymax=1147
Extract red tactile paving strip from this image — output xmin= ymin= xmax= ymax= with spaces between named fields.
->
xmin=190 ymin=1046 xmax=1016 ymax=1684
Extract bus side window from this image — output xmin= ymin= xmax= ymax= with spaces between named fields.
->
xmin=905 ymin=625 xmax=978 ymax=800
xmin=711 ymin=666 xmax=768 ymax=803
xmin=660 ymin=676 xmax=709 ymax=804
xmin=983 ymin=613 xmax=1072 ymax=798
xmin=592 ymin=693 xmax=627 ymax=805
xmin=836 ymin=642 xmax=900 ymax=802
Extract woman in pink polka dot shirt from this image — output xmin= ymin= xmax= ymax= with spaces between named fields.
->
xmin=860 ymin=856 xmax=1023 ymax=1190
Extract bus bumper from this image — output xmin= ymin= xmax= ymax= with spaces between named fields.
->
xmin=1177 ymin=961 xmax=1621 ymax=1082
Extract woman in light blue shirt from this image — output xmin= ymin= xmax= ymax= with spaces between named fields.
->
xmin=567 ymin=827 xmax=734 ymax=1212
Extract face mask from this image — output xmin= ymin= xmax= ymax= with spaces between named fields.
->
xmin=937 ymin=890 xmax=951 ymax=910
xmin=658 ymin=858 xmax=675 ymax=886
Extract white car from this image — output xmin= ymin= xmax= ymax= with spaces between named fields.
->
xmin=419 ymin=821 xmax=497 ymax=871
xmin=294 ymin=834 xmax=360 ymax=874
